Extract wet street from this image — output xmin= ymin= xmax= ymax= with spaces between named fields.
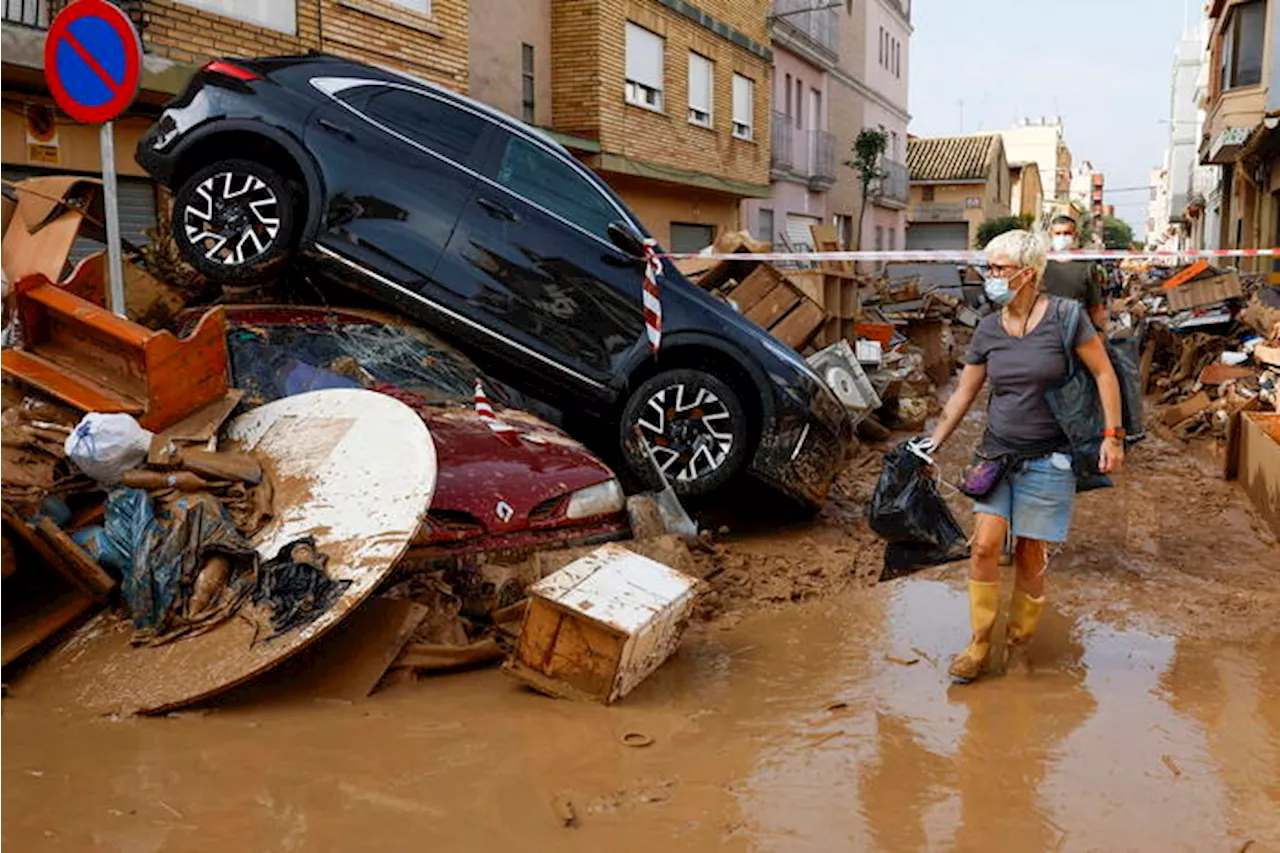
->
xmin=4 ymin=428 xmax=1279 ymax=852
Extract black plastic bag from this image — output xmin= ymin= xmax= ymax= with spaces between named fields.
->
xmin=1043 ymin=299 xmax=1112 ymax=493
xmin=869 ymin=443 xmax=969 ymax=581
xmin=1104 ymin=332 xmax=1145 ymax=442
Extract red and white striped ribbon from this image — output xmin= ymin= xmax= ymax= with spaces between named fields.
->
xmin=642 ymin=237 xmax=663 ymax=357
xmin=659 ymin=247 xmax=1280 ymax=264
xmin=473 ymin=378 xmax=514 ymax=432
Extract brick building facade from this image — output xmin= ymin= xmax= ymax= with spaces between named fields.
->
xmin=99 ymin=0 xmax=469 ymax=91
xmin=551 ymin=0 xmax=772 ymax=249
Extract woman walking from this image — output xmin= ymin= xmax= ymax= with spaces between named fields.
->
xmin=924 ymin=230 xmax=1125 ymax=683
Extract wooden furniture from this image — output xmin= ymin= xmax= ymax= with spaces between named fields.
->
xmin=504 ymin=544 xmax=698 ymax=703
xmin=1 ymin=276 xmax=229 ymax=432
xmin=730 ymin=264 xmax=827 ymax=350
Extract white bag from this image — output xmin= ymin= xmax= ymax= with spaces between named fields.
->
xmin=64 ymin=413 xmax=155 ymax=484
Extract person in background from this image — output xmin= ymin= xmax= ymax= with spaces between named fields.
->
xmin=1043 ymin=216 xmax=1108 ymax=330
xmin=923 ymin=230 xmax=1124 ymax=683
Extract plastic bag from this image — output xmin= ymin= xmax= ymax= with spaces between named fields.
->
xmin=64 ymin=413 xmax=154 ymax=485
xmin=1043 ymin=300 xmax=1112 ymax=493
xmin=869 ymin=443 xmax=969 ymax=581
xmin=1104 ymin=333 xmax=1145 ymax=442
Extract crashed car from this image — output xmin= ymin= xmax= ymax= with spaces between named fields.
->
xmin=176 ymin=305 xmax=630 ymax=563
xmin=141 ymin=55 xmax=854 ymax=507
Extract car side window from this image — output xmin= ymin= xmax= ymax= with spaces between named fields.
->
xmin=495 ymin=135 xmax=618 ymax=242
xmin=359 ymin=87 xmax=486 ymax=167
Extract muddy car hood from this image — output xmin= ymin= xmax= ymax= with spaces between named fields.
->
xmin=419 ymin=405 xmax=617 ymax=533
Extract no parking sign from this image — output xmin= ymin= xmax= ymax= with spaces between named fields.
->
xmin=44 ymin=0 xmax=142 ymax=123
xmin=43 ymin=0 xmax=142 ymax=315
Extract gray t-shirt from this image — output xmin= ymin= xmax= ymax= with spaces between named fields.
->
xmin=964 ymin=297 xmax=1097 ymax=456
xmin=1042 ymin=260 xmax=1103 ymax=310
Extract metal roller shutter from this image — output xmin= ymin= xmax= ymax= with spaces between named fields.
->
xmin=784 ymin=214 xmax=822 ymax=252
xmin=905 ymin=222 xmax=968 ymax=251
xmin=1 ymin=166 xmax=156 ymax=265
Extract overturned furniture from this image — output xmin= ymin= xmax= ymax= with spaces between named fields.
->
xmin=1 ymin=277 xmax=228 ymax=432
xmin=504 ymin=543 xmax=698 ymax=703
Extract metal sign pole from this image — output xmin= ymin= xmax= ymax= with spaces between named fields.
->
xmin=99 ymin=120 xmax=126 ymax=316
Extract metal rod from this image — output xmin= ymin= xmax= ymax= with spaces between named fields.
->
xmin=768 ymin=0 xmax=842 ymax=20
xmin=99 ymin=120 xmax=126 ymax=317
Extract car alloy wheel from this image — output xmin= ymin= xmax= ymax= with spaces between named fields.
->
xmin=635 ymin=381 xmax=735 ymax=484
xmin=182 ymin=171 xmax=282 ymax=267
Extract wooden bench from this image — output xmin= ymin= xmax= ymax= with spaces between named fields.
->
xmin=2 ymin=276 xmax=229 ymax=432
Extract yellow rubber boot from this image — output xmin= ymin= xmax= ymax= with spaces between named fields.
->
xmin=1007 ymin=588 xmax=1046 ymax=647
xmin=949 ymin=580 xmax=1001 ymax=683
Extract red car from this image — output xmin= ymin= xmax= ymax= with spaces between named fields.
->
xmin=180 ymin=305 xmax=630 ymax=565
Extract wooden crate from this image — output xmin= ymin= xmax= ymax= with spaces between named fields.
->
xmin=725 ymin=264 xmax=829 ymax=353
xmin=504 ymin=544 xmax=698 ymax=703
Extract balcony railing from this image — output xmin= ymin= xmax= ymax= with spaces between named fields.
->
xmin=807 ymin=130 xmax=836 ymax=190
xmin=770 ymin=111 xmax=793 ymax=172
xmin=772 ymin=0 xmax=838 ymax=63
xmin=870 ymin=158 xmax=910 ymax=206
xmin=3 ymin=0 xmax=49 ymax=27
xmin=772 ymin=123 xmax=836 ymax=190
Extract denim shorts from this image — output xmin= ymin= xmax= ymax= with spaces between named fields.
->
xmin=972 ymin=452 xmax=1077 ymax=543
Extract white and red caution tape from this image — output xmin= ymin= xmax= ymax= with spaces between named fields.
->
xmin=473 ymin=378 xmax=514 ymax=432
xmin=660 ymin=247 xmax=1280 ymax=264
xmin=642 ymin=237 xmax=663 ymax=356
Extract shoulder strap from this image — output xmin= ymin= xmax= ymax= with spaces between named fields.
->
xmin=1055 ymin=296 xmax=1082 ymax=376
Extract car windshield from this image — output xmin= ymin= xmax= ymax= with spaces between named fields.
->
xmin=227 ymin=320 xmax=480 ymax=407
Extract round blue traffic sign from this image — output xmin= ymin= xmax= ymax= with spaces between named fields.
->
xmin=44 ymin=0 xmax=142 ymax=124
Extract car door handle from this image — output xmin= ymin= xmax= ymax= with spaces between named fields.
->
xmin=477 ymin=197 xmax=518 ymax=221
xmin=318 ymin=118 xmax=356 ymax=141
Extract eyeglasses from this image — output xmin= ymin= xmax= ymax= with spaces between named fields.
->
xmin=987 ymin=264 xmax=1022 ymax=277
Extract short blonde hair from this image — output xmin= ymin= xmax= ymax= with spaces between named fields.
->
xmin=985 ymin=229 xmax=1047 ymax=282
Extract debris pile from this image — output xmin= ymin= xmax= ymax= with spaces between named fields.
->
xmin=679 ymin=226 xmax=960 ymax=438
xmin=1135 ymin=265 xmax=1280 ymax=457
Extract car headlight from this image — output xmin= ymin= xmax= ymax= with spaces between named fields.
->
xmin=565 ymin=479 xmax=626 ymax=520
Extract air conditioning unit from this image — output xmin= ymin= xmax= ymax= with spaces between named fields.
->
xmin=807 ymin=340 xmax=881 ymax=419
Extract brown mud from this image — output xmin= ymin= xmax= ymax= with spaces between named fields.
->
xmin=4 ymin=406 xmax=1279 ymax=852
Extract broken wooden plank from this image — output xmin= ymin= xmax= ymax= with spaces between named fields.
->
xmin=1198 ymin=364 xmax=1259 ymax=386
xmin=1162 ymin=392 xmax=1212 ymax=427
xmin=157 ymin=389 xmax=244 ymax=443
xmin=34 ymin=518 xmax=116 ymax=600
xmin=179 ymin=448 xmax=263 ymax=484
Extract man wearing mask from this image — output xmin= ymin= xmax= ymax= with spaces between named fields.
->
xmin=1042 ymin=216 xmax=1107 ymax=330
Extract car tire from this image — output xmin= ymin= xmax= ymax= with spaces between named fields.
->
xmin=620 ymin=369 xmax=749 ymax=497
xmin=172 ymin=158 xmax=297 ymax=283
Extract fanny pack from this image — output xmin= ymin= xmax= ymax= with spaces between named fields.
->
xmin=957 ymin=454 xmax=1008 ymax=499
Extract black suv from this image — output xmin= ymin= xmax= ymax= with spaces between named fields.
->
xmin=137 ymin=55 xmax=852 ymax=507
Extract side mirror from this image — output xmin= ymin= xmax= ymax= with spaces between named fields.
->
xmin=607 ymin=221 xmax=647 ymax=258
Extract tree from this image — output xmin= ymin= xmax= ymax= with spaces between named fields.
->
xmin=1080 ymin=214 xmax=1135 ymax=249
xmin=842 ymin=128 xmax=888 ymax=250
xmin=975 ymin=215 xmax=1024 ymax=248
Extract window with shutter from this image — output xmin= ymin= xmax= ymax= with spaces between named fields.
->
xmin=687 ymin=52 xmax=713 ymax=128
xmin=732 ymin=74 xmax=754 ymax=140
xmin=625 ymin=23 xmax=665 ymax=111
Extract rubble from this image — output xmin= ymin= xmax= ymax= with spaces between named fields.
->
xmin=681 ymin=225 xmax=958 ymax=439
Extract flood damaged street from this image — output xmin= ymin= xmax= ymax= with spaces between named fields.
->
xmin=5 ymin=417 xmax=1278 ymax=853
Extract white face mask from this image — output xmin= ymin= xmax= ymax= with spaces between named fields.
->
xmin=1051 ymin=234 xmax=1075 ymax=252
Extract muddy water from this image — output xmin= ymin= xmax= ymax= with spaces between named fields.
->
xmin=5 ymin=574 xmax=1278 ymax=853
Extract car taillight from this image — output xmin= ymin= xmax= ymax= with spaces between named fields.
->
xmin=202 ymin=60 xmax=261 ymax=82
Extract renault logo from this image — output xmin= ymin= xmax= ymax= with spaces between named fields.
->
xmin=495 ymin=500 xmax=514 ymax=523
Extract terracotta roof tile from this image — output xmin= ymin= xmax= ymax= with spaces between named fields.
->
xmin=907 ymin=134 xmax=1001 ymax=182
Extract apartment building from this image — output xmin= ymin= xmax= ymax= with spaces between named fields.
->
xmin=740 ymin=0 xmax=838 ymax=251
xmin=1000 ymin=117 xmax=1072 ymax=224
xmin=1199 ymin=0 xmax=1280 ymax=278
xmin=905 ymin=133 xmax=1011 ymax=249
xmin=550 ymin=0 xmax=772 ymax=251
